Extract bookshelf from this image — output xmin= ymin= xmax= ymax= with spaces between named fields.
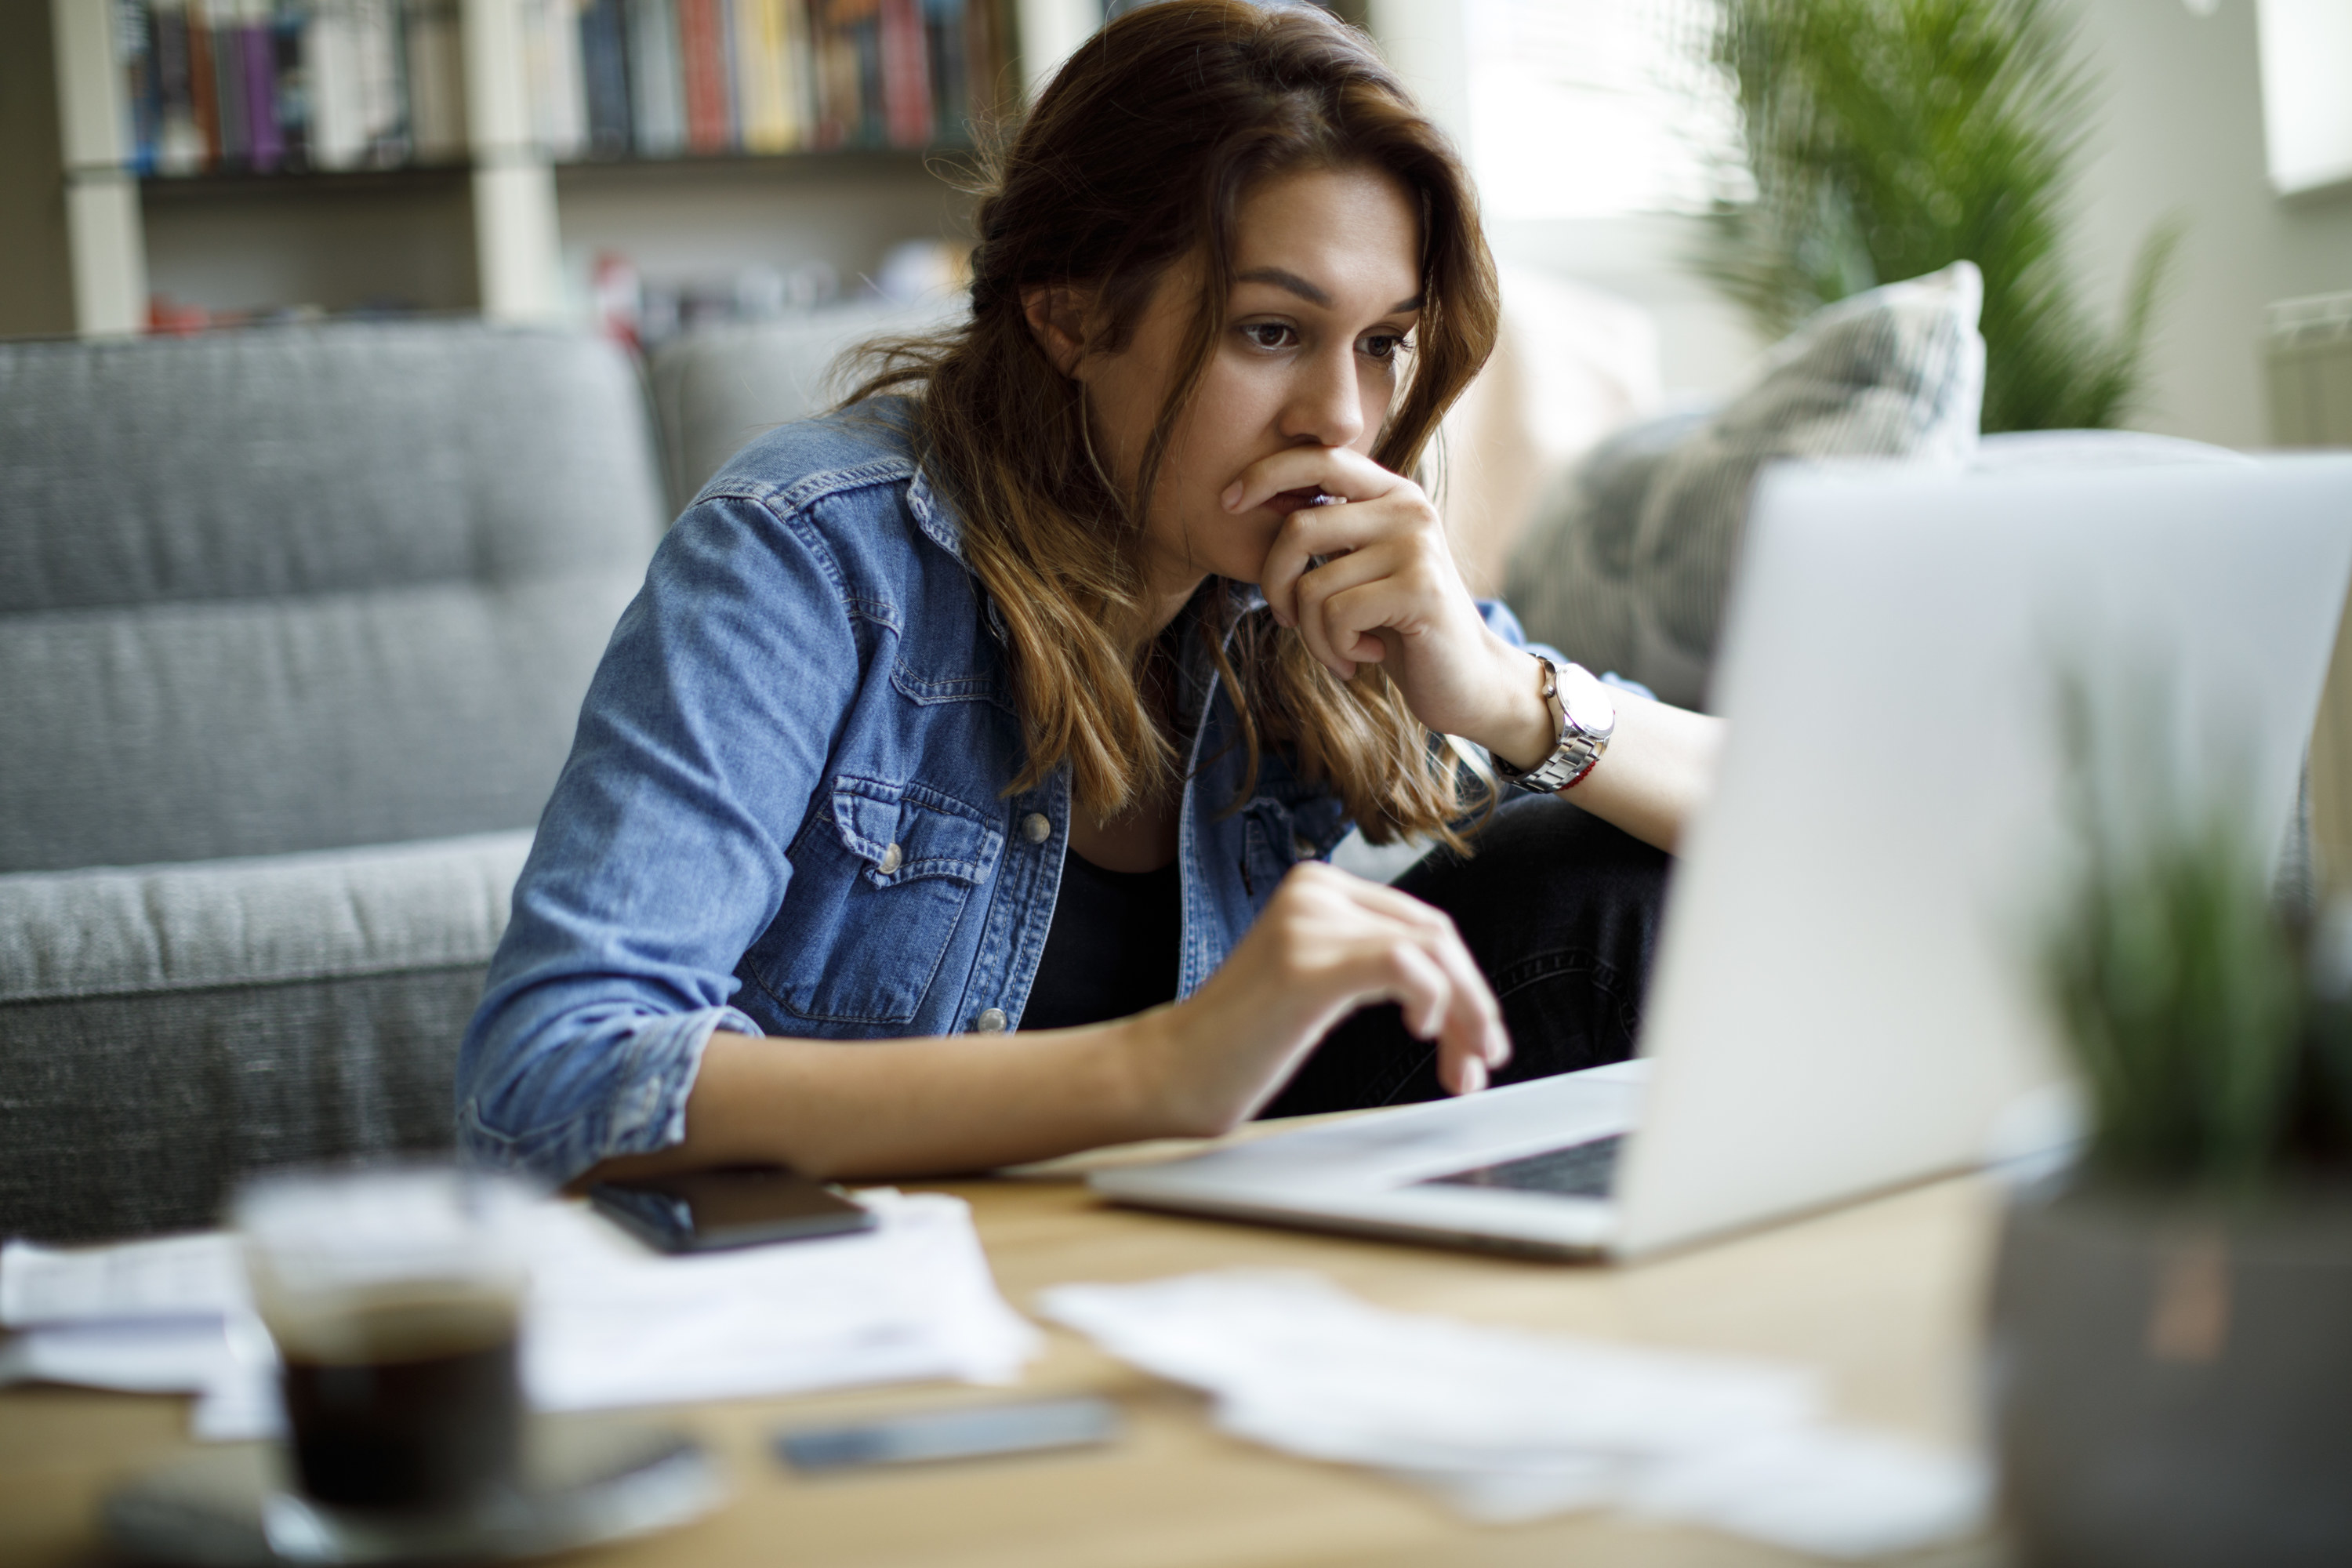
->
xmin=43 ymin=0 xmax=1073 ymax=338
xmin=53 ymin=0 xmax=147 ymax=333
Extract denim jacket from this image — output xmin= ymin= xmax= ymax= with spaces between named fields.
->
xmin=457 ymin=399 xmax=1539 ymax=1183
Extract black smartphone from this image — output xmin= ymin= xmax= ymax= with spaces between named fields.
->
xmin=587 ymin=1164 xmax=877 ymax=1253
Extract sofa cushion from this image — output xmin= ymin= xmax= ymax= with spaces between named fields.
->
xmin=0 ymin=830 xmax=530 ymax=1004
xmin=0 ymin=323 xmax=663 ymax=874
xmin=1436 ymin=264 xmax=1661 ymax=593
xmin=1502 ymin=262 xmax=1986 ymax=708
xmin=0 ymin=970 xmax=490 ymax=1242
xmin=647 ymin=298 xmax=964 ymax=516
xmin=0 ymin=832 xmax=530 ymax=1241
xmin=0 ymin=576 xmax=636 ymax=874
xmin=0 ymin=322 xmax=659 ymax=615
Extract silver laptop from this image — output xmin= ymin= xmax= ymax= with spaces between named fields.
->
xmin=1093 ymin=456 xmax=2352 ymax=1260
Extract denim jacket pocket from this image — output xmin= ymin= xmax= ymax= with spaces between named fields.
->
xmin=1237 ymin=787 xmax=1351 ymax=905
xmin=756 ymin=775 xmax=1004 ymax=1026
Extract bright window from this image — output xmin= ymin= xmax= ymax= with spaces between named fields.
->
xmin=2257 ymin=0 xmax=2352 ymax=195
xmin=1462 ymin=0 xmax=1744 ymax=220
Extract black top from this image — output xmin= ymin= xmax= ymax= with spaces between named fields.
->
xmin=1019 ymin=851 xmax=1182 ymax=1031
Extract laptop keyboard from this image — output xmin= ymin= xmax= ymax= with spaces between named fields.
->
xmin=1417 ymin=1134 xmax=1624 ymax=1198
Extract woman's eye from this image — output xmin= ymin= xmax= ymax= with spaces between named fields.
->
xmin=1241 ymin=322 xmax=1298 ymax=351
xmin=1360 ymin=333 xmax=1413 ymax=363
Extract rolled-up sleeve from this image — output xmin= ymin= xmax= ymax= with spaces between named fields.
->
xmin=1479 ymin=597 xmax=1654 ymax=701
xmin=457 ymin=492 xmax=862 ymax=1184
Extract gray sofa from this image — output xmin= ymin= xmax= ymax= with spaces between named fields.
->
xmin=0 ymin=322 xmax=665 ymax=1241
xmin=644 ymin=297 xmax=959 ymax=515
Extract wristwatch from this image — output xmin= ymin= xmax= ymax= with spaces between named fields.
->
xmin=1490 ymin=655 xmax=1615 ymax=793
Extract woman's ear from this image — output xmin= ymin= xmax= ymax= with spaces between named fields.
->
xmin=1022 ymin=285 xmax=1091 ymax=379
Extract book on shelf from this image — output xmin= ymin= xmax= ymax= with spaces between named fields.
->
xmin=108 ymin=0 xmax=1018 ymax=177
xmin=734 ymin=0 xmax=806 ymax=154
xmin=116 ymin=0 xmax=158 ymax=172
xmin=626 ymin=0 xmax=688 ymax=155
xmin=522 ymin=0 xmax=591 ymax=160
xmin=674 ymin=0 xmax=734 ymax=153
xmin=212 ymin=0 xmax=249 ymax=167
xmin=580 ymin=0 xmax=633 ymax=158
xmin=405 ymin=0 xmax=468 ymax=162
xmin=878 ymin=0 xmax=931 ymax=150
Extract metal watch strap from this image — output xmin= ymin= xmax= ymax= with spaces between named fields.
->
xmin=1489 ymin=655 xmax=1613 ymax=794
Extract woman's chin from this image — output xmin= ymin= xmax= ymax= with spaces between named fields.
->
xmin=1226 ymin=546 xmax=1281 ymax=593
xmin=1192 ymin=532 xmax=1283 ymax=589
xmin=1145 ymin=506 xmax=1286 ymax=593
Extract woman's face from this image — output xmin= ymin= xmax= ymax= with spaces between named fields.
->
xmin=1074 ymin=162 xmax=1424 ymax=604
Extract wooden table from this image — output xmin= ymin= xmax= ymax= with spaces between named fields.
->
xmin=0 ymin=1148 xmax=2007 ymax=1567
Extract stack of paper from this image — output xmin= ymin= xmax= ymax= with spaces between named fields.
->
xmin=0 ymin=1231 xmax=247 ymax=1396
xmin=1040 ymin=1270 xmax=1985 ymax=1561
xmin=2 ymin=1190 xmax=1039 ymax=1440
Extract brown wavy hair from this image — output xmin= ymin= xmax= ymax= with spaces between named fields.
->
xmin=846 ymin=0 xmax=1501 ymax=844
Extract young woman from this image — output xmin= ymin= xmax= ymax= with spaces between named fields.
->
xmin=457 ymin=0 xmax=1722 ymax=1186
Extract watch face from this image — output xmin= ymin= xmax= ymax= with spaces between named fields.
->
xmin=1557 ymin=665 xmax=1616 ymax=738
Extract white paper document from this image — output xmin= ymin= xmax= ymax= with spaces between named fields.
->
xmin=1 ymin=1190 xmax=1039 ymax=1440
xmin=0 ymin=1231 xmax=251 ymax=1396
xmin=0 ymin=1231 xmax=248 ymax=1326
xmin=1039 ymin=1269 xmax=1986 ymax=1561
xmin=521 ymin=1188 xmax=1039 ymax=1413
xmin=0 ymin=1314 xmax=242 ymax=1395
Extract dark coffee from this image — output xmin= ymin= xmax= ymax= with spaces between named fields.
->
xmin=276 ymin=1297 xmax=522 ymax=1512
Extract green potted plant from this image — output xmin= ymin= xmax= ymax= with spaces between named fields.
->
xmin=1701 ymin=0 xmax=2176 ymax=433
xmin=1991 ymin=693 xmax=2352 ymax=1565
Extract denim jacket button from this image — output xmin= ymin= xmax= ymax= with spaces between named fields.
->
xmin=877 ymin=842 xmax=903 ymax=874
xmin=1291 ymin=835 xmax=1316 ymax=861
xmin=1022 ymin=812 xmax=1051 ymax=845
xmin=975 ymin=1007 xmax=1009 ymax=1033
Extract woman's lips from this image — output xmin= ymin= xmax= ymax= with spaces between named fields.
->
xmin=1262 ymin=487 xmax=1336 ymax=517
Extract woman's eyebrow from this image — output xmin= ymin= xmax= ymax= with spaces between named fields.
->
xmin=1236 ymin=267 xmax=1421 ymax=315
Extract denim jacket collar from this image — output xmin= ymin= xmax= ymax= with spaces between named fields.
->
xmin=905 ymin=463 xmax=965 ymax=565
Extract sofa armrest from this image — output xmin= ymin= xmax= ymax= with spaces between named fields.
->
xmin=0 ymin=832 xmax=532 ymax=1241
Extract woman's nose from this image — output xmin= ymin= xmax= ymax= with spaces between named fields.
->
xmin=1279 ymin=348 xmax=1367 ymax=449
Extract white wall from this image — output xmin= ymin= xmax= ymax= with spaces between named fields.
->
xmin=1485 ymin=215 xmax=1766 ymax=403
xmin=2069 ymin=0 xmax=2352 ymax=448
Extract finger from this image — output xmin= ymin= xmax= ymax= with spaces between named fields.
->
xmin=1426 ymin=950 xmax=1495 ymax=1094
xmin=1280 ymin=869 xmax=1510 ymax=1078
xmin=1258 ymin=516 xmax=1341 ymax=636
xmin=1334 ymin=871 xmax=1513 ymax=1072
xmin=1349 ymin=934 xmax=1453 ymax=1042
xmin=1259 ymin=499 xmax=1398 ymax=630
xmin=1417 ymin=920 xmax=1507 ymax=1069
xmin=1375 ymin=894 xmax=1506 ymax=1072
xmin=1290 ymin=546 xmax=1401 ymax=677
xmin=1341 ymin=875 xmax=1461 ymax=935
xmin=1312 ymin=575 xmax=1423 ymax=673
xmin=1290 ymin=868 xmax=1478 ymax=986
xmin=1332 ymin=878 xmax=1505 ymax=1067
xmin=1438 ymin=994 xmax=1506 ymax=1092
xmin=1222 ymin=443 xmax=1399 ymax=517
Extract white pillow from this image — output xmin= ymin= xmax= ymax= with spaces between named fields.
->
xmin=1502 ymin=262 xmax=1986 ymax=709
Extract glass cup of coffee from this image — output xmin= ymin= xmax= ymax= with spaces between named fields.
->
xmin=234 ymin=1163 xmax=531 ymax=1515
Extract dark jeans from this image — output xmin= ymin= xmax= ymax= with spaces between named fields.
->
xmin=1257 ymin=793 xmax=1672 ymax=1118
